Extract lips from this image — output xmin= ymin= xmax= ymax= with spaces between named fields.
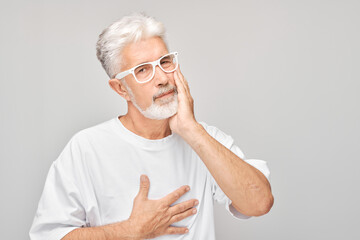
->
xmin=156 ymin=89 xmax=174 ymax=99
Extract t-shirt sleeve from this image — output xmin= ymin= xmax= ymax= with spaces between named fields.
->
xmin=29 ymin=134 xmax=87 ymax=240
xmin=200 ymin=122 xmax=271 ymax=220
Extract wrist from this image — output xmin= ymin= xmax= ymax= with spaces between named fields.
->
xmin=180 ymin=121 xmax=205 ymax=143
xmin=125 ymin=219 xmax=143 ymax=240
xmin=103 ymin=219 xmax=142 ymax=240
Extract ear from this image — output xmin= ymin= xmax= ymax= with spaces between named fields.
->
xmin=109 ymin=78 xmax=131 ymax=101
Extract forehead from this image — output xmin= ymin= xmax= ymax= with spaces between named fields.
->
xmin=121 ymin=36 xmax=169 ymax=69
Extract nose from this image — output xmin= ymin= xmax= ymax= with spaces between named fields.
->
xmin=153 ymin=65 xmax=171 ymax=86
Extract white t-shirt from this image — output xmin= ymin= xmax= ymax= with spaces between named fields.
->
xmin=29 ymin=116 xmax=270 ymax=240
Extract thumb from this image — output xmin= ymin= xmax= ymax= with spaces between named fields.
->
xmin=137 ymin=174 xmax=150 ymax=199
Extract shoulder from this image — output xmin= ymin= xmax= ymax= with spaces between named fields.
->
xmin=198 ymin=121 xmax=234 ymax=149
xmin=54 ymin=117 xmax=117 ymax=164
xmin=70 ymin=117 xmax=117 ymax=144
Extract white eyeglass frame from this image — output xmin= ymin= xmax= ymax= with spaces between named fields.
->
xmin=114 ymin=52 xmax=179 ymax=84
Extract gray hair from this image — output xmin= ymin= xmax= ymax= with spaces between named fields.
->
xmin=96 ymin=12 xmax=167 ymax=78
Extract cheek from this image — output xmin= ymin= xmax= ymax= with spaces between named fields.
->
xmin=133 ymin=88 xmax=154 ymax=108
xmin=169 ymin=74 xmax=176 ymax=84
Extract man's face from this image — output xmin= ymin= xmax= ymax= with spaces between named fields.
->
xmin=120 ymin=37 xmax=178 ymax=119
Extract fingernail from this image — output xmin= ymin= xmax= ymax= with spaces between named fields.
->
xmin=186 ymin=186 xmax=190 ymax=191
xmin=185 ymin=229 xmax=189 ymax=233
xmin=192 ymin=209 xmax=197 ymax=214
xmin=195 ymin=200 xmax=199 ymax=205
xmin=141 ymin=175 xmax=146 ymax=181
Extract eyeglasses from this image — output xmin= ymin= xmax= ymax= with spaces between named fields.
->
xmin=114 ymin=52 xmax=179 ymax=84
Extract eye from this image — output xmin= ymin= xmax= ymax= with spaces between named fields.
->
xmin=161 ymin=56 xmax=172 ymax=64
xmin=161 ymin=60 xmax=171 ymax=64
xmin=135 ymin=67 xmax=147 ymax=74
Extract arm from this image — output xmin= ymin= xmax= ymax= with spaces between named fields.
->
xmin=169 ymin=66 xmax=274 ymax=217
xmin=63 ymin=175 xmax=197 ymax=240
xmin=62 ymin=220 xmax=136 ymax=240
xmin=181 ymin=123 xmax=273 ymax=216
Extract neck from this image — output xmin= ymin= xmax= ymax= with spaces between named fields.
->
xmin=119 ymin=102 xmax=172 ymax=140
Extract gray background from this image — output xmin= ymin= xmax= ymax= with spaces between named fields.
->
xmin=1 ymin=0 xmax=359 ymax=239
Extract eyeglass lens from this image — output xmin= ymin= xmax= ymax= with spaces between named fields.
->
xmin=134 ymin=53 xmax=177 ymax=82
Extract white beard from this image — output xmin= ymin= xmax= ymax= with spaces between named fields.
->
xmin=122 ymin=80 xmax=178 ymax=120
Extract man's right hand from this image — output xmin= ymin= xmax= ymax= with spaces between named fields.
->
xmin=127 ymin=174 xmax=198 ymax=239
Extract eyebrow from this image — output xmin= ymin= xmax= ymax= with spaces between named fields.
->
xmin=133 ymin=52 xmax=169 ymax=66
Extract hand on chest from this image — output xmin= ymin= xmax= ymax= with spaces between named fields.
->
xmin=91 ymin=147 xmax=206 ymax=223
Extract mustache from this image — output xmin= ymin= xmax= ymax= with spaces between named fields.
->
xmin=153 ymin=84 xmax=178 ymax=101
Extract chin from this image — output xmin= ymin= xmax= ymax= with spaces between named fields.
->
xmin=142 ymin=98 xmax=178 ymax=120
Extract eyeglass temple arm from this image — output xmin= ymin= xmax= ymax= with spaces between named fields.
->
xmin=115 ymin=70 xmax=131 ymax=80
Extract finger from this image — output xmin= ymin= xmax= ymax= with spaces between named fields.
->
xmin=177 ymin=65 xmax=187 ymax=85
xmin=176 ymin=70 xmax=191 ymax=100
xmin=178 ymin=72 xmax=192 ymax=105
xmin=169 ymin=199 xmax=199 ymax=215
xmin=176 ymin=67 xmax=187 ymax=91
xmin=177 ymin=65 xmax=190 ymax=94
xmin=165 ymin=226 xmax=189 ymax=235
xmin=174 ymin=69 xmax=195 ymax=111
xmin=175 ymin=68 xmax=195 ymax=112
xmin=169 ymin=207 xmax=197 ymax=225
xmin=137 ymin=174 xmax=150 ymax=200
xmin=162 ymin=185 xmax=190 ymax=206
xmin=174 ymin=69 xmax=186 ymax=96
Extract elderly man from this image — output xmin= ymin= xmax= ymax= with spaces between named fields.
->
xmin=30 ymin=13 xmax=273 ymax=240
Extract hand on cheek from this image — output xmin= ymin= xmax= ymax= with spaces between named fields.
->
xmin=169 ymin=66 xmax=197 ymax=136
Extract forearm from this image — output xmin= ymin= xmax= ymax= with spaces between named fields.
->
xmin=182 ymin=123 xmax=273 ymax=216
xmin=62 ymin=220 xmax=140 ymax=240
